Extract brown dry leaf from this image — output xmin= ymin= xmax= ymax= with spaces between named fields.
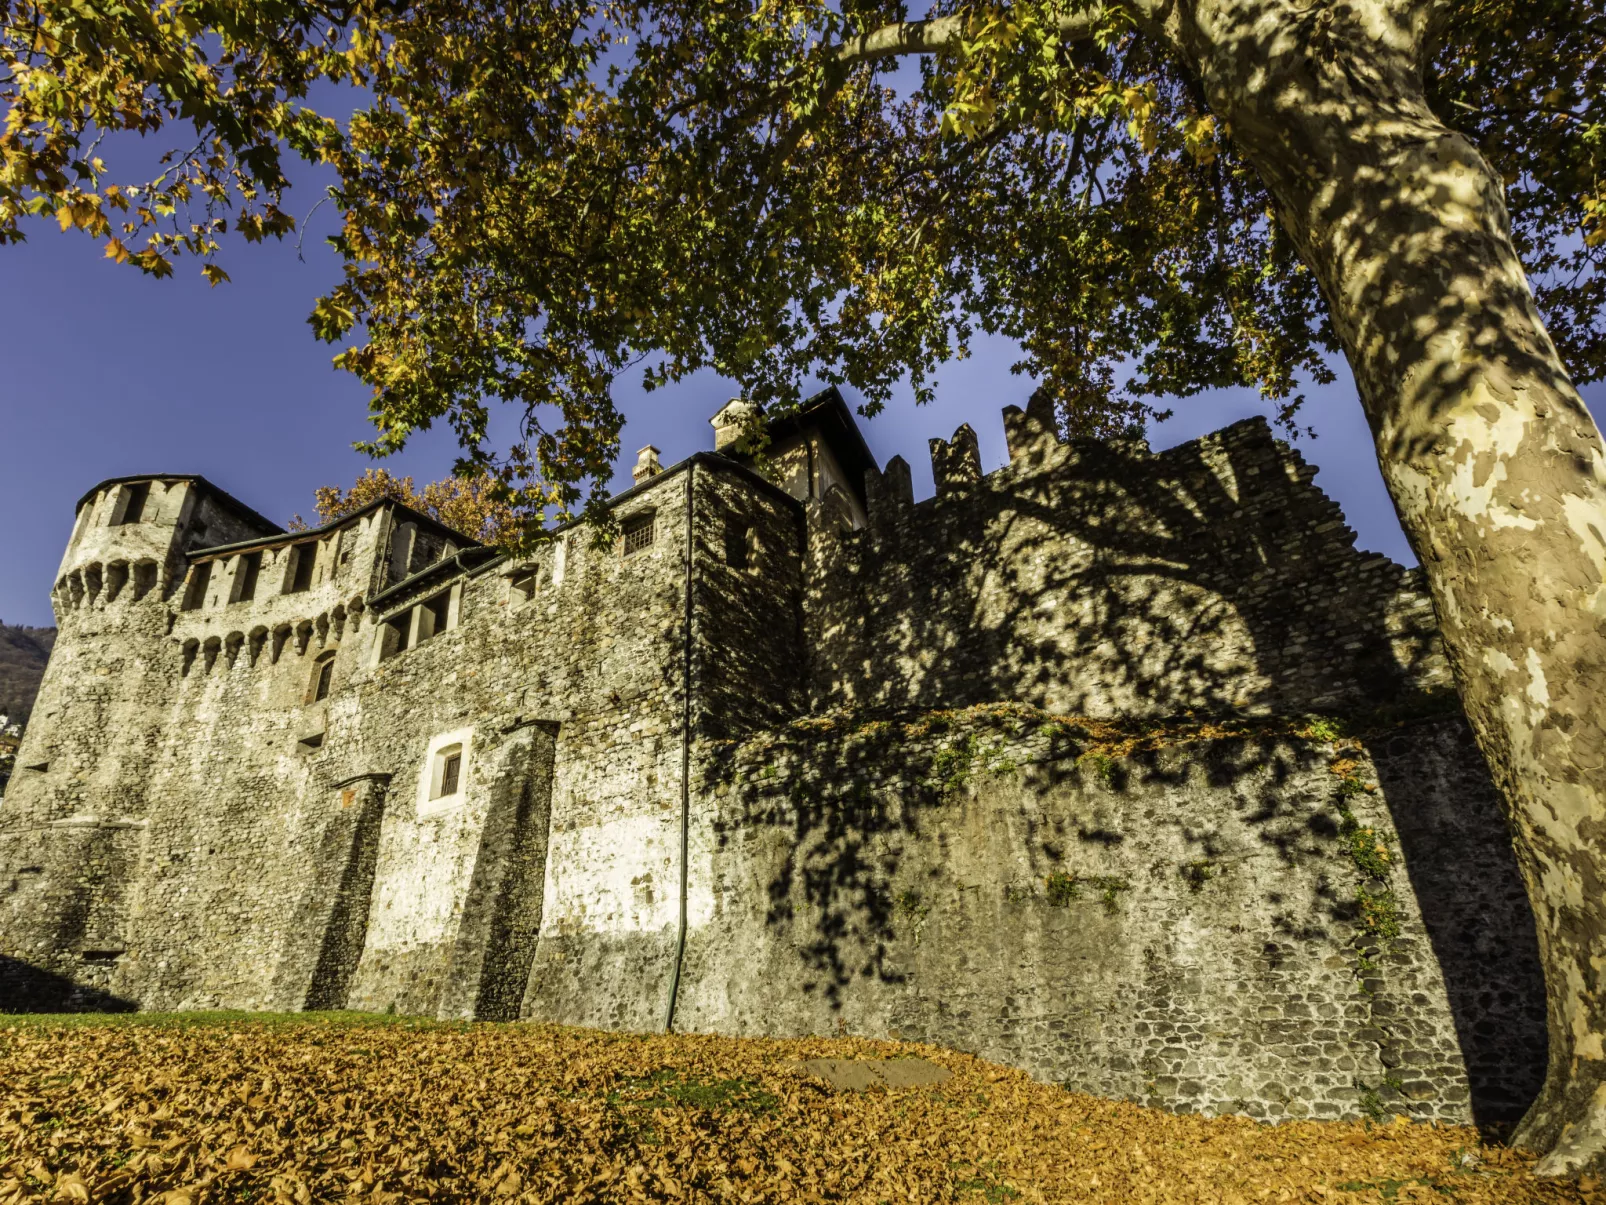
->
xmin=0 ymin=1017 xmax=1597 ymax=1205
xmin=48 ymin=1174 xmax=87 ymax=1203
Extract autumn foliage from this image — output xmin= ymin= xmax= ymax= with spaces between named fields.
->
xmin=0 ymin=1015 xmax=1600 ymax=1205
xmin=290 ymin=468 xmax=523 ymax=550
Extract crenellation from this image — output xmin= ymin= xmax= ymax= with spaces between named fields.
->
xmin=0 ymin=389 xmax=1539 ymax=1128
xmin=930 ymin=423 xmax=983 ymax=494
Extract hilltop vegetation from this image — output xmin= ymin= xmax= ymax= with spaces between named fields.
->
xmin=0 ymin=623 xmax=54 ymax=728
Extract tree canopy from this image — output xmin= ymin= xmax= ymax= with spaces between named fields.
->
xmin=288 ymin=466 xmax=522 ymax=547
xmin=5 ymin=0 xmax=1600 ymax=523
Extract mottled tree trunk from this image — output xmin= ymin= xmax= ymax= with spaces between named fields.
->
xmin=1176 ymin=0 xmax=1606 ymax=1174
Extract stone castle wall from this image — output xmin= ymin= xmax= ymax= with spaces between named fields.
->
xmin=0 ymin=407 xmax=1546 ymax=1128
xmin=808 ymin=406 xmax=1448 ymax=719
xmin=676 ymin=708 xmax=1544 ymax=1126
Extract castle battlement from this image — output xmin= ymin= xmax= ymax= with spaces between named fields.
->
xmin=0 ymin=390 xmax=1544 ymax=1129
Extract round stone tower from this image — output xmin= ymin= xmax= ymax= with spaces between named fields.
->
xmin=0 ymin=476 xmax=281 ymax=1008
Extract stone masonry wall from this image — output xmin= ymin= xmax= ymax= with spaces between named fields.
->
xmin=675 ymin=708 xmax=1545 ymax=1127
xmin=0 ymin=422 xmax=1544 ymax=1131
xmin=1 ymin=458 xmax=810 ymax=1033
xmin=807 ymin=406 xmax=1449 ymax=719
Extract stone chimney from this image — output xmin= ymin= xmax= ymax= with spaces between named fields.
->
xmin=709 ymin=397 xmax=763 ymax=453
xmin=632 ymin=445 xmax=663 ymax=483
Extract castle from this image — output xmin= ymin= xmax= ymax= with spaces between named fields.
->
xmin=0 ymin=389 xmax=1547 ymax=1126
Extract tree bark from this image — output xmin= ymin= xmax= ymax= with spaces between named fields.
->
xmin=1171 ymin=0 xmax=1606 ymax=1172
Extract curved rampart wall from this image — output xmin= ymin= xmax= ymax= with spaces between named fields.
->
xmin=675 ymin=709 xmax=1545 ymax=1127
xmin=806 ymin=409 xmax=1449 ymax=718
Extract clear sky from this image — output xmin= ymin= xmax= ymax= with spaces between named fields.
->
xmin=2 ymin=203 xmax=1601 ymax=629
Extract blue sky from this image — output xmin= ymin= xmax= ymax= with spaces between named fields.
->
xmin=2 ymin=206 xmax=1601 ymax=628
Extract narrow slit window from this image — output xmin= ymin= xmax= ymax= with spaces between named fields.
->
xmin=181 ymin=561 xmax=212 ymax=611
xmin=233 ymin=552 xmax=262 ymax=603
xmin=430 ymin=743 xmax=465 ymax=800
xmin=725 ymin=522 xmax=751 ymax=569
xmin=622 ymin=512 xmax=655 ymax=556
xmin=312 ymin=656 xmax=335 ymax=702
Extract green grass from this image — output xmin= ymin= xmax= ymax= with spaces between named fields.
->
xmin=609 ymin=1068 xmax=780 ymax=1114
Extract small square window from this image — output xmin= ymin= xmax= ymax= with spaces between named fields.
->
xmin=430 ymin=743 xmax=465 ymax=800
xmin=622 ymin=513 xmax=655 ymax=556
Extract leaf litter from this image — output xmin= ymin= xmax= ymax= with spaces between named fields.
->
xmin=0 ymin=1013 xmax=1599 ymax=1204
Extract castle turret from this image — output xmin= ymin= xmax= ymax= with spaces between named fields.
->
xmin=0 ymin=476 xmax=282 ymax=1008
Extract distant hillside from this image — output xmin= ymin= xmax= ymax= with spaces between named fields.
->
xmin=0 ymin=623 xmax=56 ymax=728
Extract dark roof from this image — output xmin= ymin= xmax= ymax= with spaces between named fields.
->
xmin=188 ymin=496 xmax=481 ymax=562
xmin=75 ymin=474 xmax=283 ymax=536
xmin=760 ymin=386 xmax=879 ymax=499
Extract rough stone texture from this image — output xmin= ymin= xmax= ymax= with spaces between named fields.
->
xmin=0 ymin=401 xmax=1544 ymax=1129
xmin=678 ymin=711 xmax=1544 ymax=1125
xmin=811 ymin=408 xmax=1449 ymax=718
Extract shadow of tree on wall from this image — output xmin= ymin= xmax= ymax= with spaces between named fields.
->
xmin=713 ymin=406 xmax=1545 ymax=1123
xmin=1365 ymin=722 xmax=1549 ymax=1128
xmin=0 ymin=955 xmax=136 ymax=1013
xmin=707 ymin=712 xmax=1545 ymax=1126
xmin=814 ymin=416 xmax=1441 ymax=722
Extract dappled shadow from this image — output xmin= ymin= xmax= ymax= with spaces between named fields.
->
xmin=703 ymin=706 xmax=1545 ymax=1122
xmin=809 ymin=411 xmax=1446 ymax=726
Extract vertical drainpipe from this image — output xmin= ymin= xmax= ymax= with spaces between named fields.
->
xmin=664 ymin=459 xmax=695 ymax=1032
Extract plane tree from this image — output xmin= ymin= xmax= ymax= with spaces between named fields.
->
xmin=4 ymin=0 xmax=1605 ymax=1171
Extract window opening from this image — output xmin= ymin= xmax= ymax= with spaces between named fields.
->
xmin=181 ymin=561 xmax=212 ymax=611
xmin=233 ymin=552 xmax=262 ymax=602
xmin=117 ymin=482 xmax=150 ymax=525
xmin=383 ymin=613 xmax=410 ymax=658
xmin=509 ymin=568 xmax=543 ymax=605
xmin=312 ymin=656 xmax=335 ymax=702
xmin=417 ymin=591 xmax=450 ymax=644
xmin=622 ymin=512 xmax=655 ymax=556
xmin=725 ymin=522 xmax=751 ymax=569
xmin=288 ymin=544 xmax=316 ymax=593
xmin=431 ymin=743 xmax=465 ymax=800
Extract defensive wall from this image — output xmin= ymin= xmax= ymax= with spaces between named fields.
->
xmin=0 ymin=389 xmax=1545 ymax=1128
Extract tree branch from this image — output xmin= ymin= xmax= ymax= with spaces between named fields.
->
xmin=835 ymin=7 xmax=1107 ymax=66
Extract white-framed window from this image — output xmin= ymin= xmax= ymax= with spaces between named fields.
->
xmin=417 ymin=727 xmax=473 ymax=815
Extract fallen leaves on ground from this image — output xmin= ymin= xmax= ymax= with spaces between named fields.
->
xmin=0 ymin=1014 xmax=1598 ymax=1204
